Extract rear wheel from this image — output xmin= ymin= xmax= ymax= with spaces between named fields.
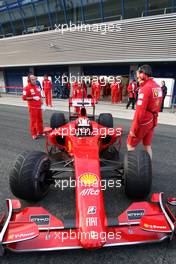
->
xmin=98 ymin=113 xmax=114 ymax=145
xmin=98 ymin=113 xmax=113 ymax=128
xmin=124 ymin=150 xmax=152 ymax=199
xmin=50 ymin=113 xmax=66 ymax=129
xmin=9 ymin=151 xmax=51 ymax=202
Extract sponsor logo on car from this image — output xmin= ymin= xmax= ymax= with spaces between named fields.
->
xmin=9 ymin=232 xmax=36 ymax=240
xmin=127 ymin=209 xmax=145 ymax=220
xmin=8 ymin=234 xmax=14 ymax=240
xmin=87 ymin=206 xmax=96 ymax=214
xmin=143 ymin=223 xmax=167 ymax=230
xmin=86 ymin=217 xmax=98 ymax=227
xmin=67 ymin=140 xmax=72 ymax=152
xmin=80 ymin=188 xmax=100 ymax=196
xmin=79 ymin=173 xmax=98 ymax=186
xmin=30 ymin=215 xmax=50 ymax=225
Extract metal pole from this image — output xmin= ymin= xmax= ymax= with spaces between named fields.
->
xmin=121 ymin=0 xmax=124 ymax=19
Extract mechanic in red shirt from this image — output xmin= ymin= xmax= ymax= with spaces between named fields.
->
xmin=110 ymin=78 xmax=119 ymax=104
xmin=91 ymin=80 xmax=101 ymax=103
xmin=72 ymin=81 xmax=78 ymax=98
xmin=82 ymin=80 xmax=87 ymax=94
xmin=23 ymin=75 xmax=43 ymax=140
xmin=91 ymin=79 xmax=96 ymax=99
xmin=118 ymin=80 xmax=123 ymax=103
xmin=100 ymin=77 xmax=106 ymax=98
xmin=74 ymin=82 xmax=87 ymax=98
xmin=42 ymin=74 xmax=52 ymax=107
xmin=126 ymin=79 xmax=138 ymax=109
xmin=127 ymin=65 xmax=163 ymax=159
xmin=95 ymin=80 xmax=101 ymax=103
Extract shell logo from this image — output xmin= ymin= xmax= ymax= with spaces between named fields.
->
xmin=144 ymin=223 xmax=149 ymax=228
xmin=9 ymin=234 xmax=14 ymax=240
xmin=79 ymin=173 xmax=98 ymax=185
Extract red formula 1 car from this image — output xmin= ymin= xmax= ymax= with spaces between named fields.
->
xmin=0 ymin=98 xmax=175 ymax=255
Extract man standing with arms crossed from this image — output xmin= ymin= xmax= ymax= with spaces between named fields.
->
xmin=23 ymin=74 xmax=44 ymax=140
xmin=127 ymin=65 xmax=163 ymax=159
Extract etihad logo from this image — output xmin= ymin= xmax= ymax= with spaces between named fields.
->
xmin=79 ymin=173 xmax=98 ymax=186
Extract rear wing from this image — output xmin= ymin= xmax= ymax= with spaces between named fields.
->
xmin=69 ymin=98 xmax=95 ymax=121
xmin=69 ymin=98 xmax=95 ymax=107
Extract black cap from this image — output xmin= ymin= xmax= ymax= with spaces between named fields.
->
xmin=138 ymin=65 xmax=152 ymax=77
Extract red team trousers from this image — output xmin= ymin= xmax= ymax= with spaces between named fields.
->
xmin=44 ymin=89 xmax=52 ymax=107
xmin=29 ymin=106 xmax=43 ymax=137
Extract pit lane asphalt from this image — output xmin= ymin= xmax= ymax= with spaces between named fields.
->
xmin=0 ymin=104 xmax=176 ymax=264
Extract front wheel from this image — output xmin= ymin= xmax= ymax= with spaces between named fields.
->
xmin=9 ymin=151 xmax=51 ymax=202
xmin=124 ymin=150 xmax=152 ymax=199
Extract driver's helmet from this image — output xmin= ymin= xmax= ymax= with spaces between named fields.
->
xmin=76 ymin=117 xmax=92 ymax=136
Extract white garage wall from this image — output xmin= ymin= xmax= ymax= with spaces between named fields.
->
xmin=0 ymin=13 xmax=176 ymax=67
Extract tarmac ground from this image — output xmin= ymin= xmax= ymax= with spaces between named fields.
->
xmin=0 ymin=102 xmax=176 ymax=264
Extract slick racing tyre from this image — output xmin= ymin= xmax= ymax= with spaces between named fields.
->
xmin=98 ymin=113 xmax=113 ymax=128
xmin=124 ymin=150 xmax=152 ymax=199
xmin=9 ymin=151 xmax=51 ymax=202
xmin=98 ymin=113 xmax=114 ymax=144
xmin=50 ymin=113 xmax=66 ymax=129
